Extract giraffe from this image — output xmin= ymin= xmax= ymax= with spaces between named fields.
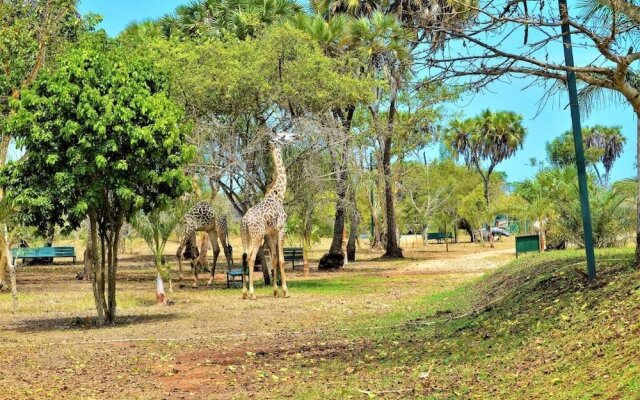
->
xmin=240 ymin=132 xmax=297 ymax=300
xmin=176 ymin=201 xmax=233 ymax=288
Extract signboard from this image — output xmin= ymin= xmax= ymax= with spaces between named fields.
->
xmin=515 ymin=234 xmax=541 ymax=258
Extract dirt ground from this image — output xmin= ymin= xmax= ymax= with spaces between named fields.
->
xmin=0 ymin=236 xmax=516 ymax=399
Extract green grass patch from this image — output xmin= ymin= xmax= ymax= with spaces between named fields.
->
xmin=272 ymin=248 xmax=640 ymax=399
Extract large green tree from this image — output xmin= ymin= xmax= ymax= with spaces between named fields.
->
xmin=0 ymin=0 xmax=79 ymax=289
xmin=3 ymin=33 xmax=193 ymax=324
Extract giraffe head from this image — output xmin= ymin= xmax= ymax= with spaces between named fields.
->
xmin=269 ymin=131 xmax=299 ymax=146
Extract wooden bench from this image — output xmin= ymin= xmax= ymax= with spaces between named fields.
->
xmin=283 ymin=247 xmax=303 ymax=270
xmin=426 ymin=232 xmax=453 ymax=244
xmin=11 ymin=246 xmax=76 ymax=265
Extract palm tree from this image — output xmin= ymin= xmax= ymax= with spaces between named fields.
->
xmin=446 ymin=110 xmax=526 ymax=246
xmin=590 ymin=126 xmax=626 ymax=186
xmin=161 ymin=0 xmax=302 ymax=39
xmin=347 ymin=12 xmax=413 ymax=258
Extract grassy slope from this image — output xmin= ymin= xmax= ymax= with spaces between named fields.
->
xmin=270 ymin=249 xmax=640 ymax=399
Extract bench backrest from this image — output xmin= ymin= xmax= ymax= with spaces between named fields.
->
xmin=11 ymin=246 xmax=76 ymax=258
xmin=426 ymin=232 xmax=453 ymax=240
xmin=283 ymin=248 xmax=303 ymax=259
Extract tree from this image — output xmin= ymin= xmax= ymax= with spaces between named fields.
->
xmin=423 ymin=0 xmax=640 ymax=264
xmin=516 ymin=167 xmax=634 ymax=249
xmin=0 ymin=0 xmax=79 ymax=289
xmin=445 ymin=110 xmax=526 ymax=245
xmin=3 ymin=33 xmax=193 ymax=324
xmin=132 ymin=198 xmax=193 ymax=298
xmin=547 ymin=125 xmax=627 ymax=186
xmin=160 ymin=0 xmax=302 ymax=40
xmin=350 ymin=12 xmax=413 ymax=258
xmin=129 ymin=23 xmax=373 ymax=273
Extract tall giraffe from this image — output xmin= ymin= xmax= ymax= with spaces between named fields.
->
xmin=176 ymin=201 xmax=233 ymax=287
xmin=241 ymin=132 xmax=296 ymax=299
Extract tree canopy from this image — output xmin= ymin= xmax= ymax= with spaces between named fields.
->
xmin=2 ymin=32 xmax=193 ymax=323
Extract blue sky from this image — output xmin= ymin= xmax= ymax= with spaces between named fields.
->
xmin=78 ymin=0 xmax=638 ymax=183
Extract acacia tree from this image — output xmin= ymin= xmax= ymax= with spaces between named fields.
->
xmin=3 ymin=33 xmax=192 ymax=324
xmin=130 ymin=24 xmax=372 ymax=273
xmin=423 ymin=0 xmax=640 ymax=263
xmin=0 ymin=0 xmax=79 ymax=289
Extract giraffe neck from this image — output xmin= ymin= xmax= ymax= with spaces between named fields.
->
xmin=265 ymin=143 xmax=286 ymax=202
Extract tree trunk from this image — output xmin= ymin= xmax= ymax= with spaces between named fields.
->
xmin=636 ymin=112 xmax=640 ymax=268
xmin=0 ymin=232 xmax=8 ymax=290
xmin=77 ymin=242 xmax=92 ymax=281
xmin=302 ymin=237 xmax=310 ymax=278
xmin=324 ymin=172 xmax=347 ymax=257
xmin=89 ymin=211 xmax=107 ymax=325
xmin=0 ymin=125 xmax=12 ymax=289
xmin=341 ymin=225 xmax=348 ymax=267
xmin=382 ymin=134 xmax=403 ymax=258
xmin=2 ymin=224 xmax=18 ymax=312
xmin=320 ymin=175 xmax=347 ymax=269
xmin=347 ymin=208 xmax=359 ymax=262
xmin=365 ymin=182 xmax=384 ymax=250
xmin=106 ymin=216 xmax=123 ymax=323
xmin=482 ymin=178 xmax=495 ymax=248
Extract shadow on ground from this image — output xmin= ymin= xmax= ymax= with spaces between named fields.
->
xmin=4 ymin=312 xmax=181 ymax=333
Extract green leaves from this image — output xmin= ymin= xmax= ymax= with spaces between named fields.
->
xmin=3 ymin=33 xmax=192 ymax=233
xmin=445 ymin=109 xmax=527 ymax=173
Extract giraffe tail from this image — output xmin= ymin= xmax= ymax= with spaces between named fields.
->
xmin=240 ymin=220 xmax=249 ymax=271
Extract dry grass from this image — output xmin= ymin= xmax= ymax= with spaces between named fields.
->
xmin=0 ymin=236 xmax=515 ymax=399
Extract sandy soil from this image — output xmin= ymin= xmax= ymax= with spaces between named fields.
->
xmin=0 ymin=237 xmax=516 ymax=399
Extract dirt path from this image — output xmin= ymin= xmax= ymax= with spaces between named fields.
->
xmin=401 ymin=247 xmax=515 ymax=274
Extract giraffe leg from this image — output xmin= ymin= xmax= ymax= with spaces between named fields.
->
xmin=243 ymin=246 xmax=257 ymax=299
xmin=192 ymin=259 xmax=199 ymax=288
xmin=176 ymin=228 xmax=195 ymax=284
xmin=278 ymin=230 xmax=289 ymax=298
xmin=207 ymin=230 xmax=220 ymax=287
xmin=190 ymin=234 xmax=199 ymax=288
xmin=219 ymin=230 xmax=233 ymax=270
xmin=268 ymin=233 xmax=279 ymax=297
xmin=249 ymin=238 xmax=262 ymax=300
xmin=243 ymin=246 xmax=255 ymax=299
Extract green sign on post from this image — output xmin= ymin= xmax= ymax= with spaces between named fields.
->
xmin=515 ymin=234 xmax=541 ymax=258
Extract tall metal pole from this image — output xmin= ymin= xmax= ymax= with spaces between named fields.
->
xmin=558 ymin=0 xmax=597 ymax=281
xmin=370 ymin=152 xmax=374 ymax=239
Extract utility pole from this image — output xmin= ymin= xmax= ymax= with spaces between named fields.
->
xmin=558 ymin=0 xmax=597 ymax=281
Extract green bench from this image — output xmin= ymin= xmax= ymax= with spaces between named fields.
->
xmin=284 ymin=247 xmax=303 ymax=270
xmin=11 ymin=246 xmax=76 ymax=265
xmin=426 ymin=232 xmax=453 ymax=244
xmin=227 ymin=268 xmax=244 ymax=288
xmin=515 ymin=234 xmax=541 ymax=258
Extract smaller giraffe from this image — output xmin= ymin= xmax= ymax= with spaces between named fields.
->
xmin=176 ymin=201 xmax=233 ymax=288
xmin=241 ymin=131 xmax=297 ymax=299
